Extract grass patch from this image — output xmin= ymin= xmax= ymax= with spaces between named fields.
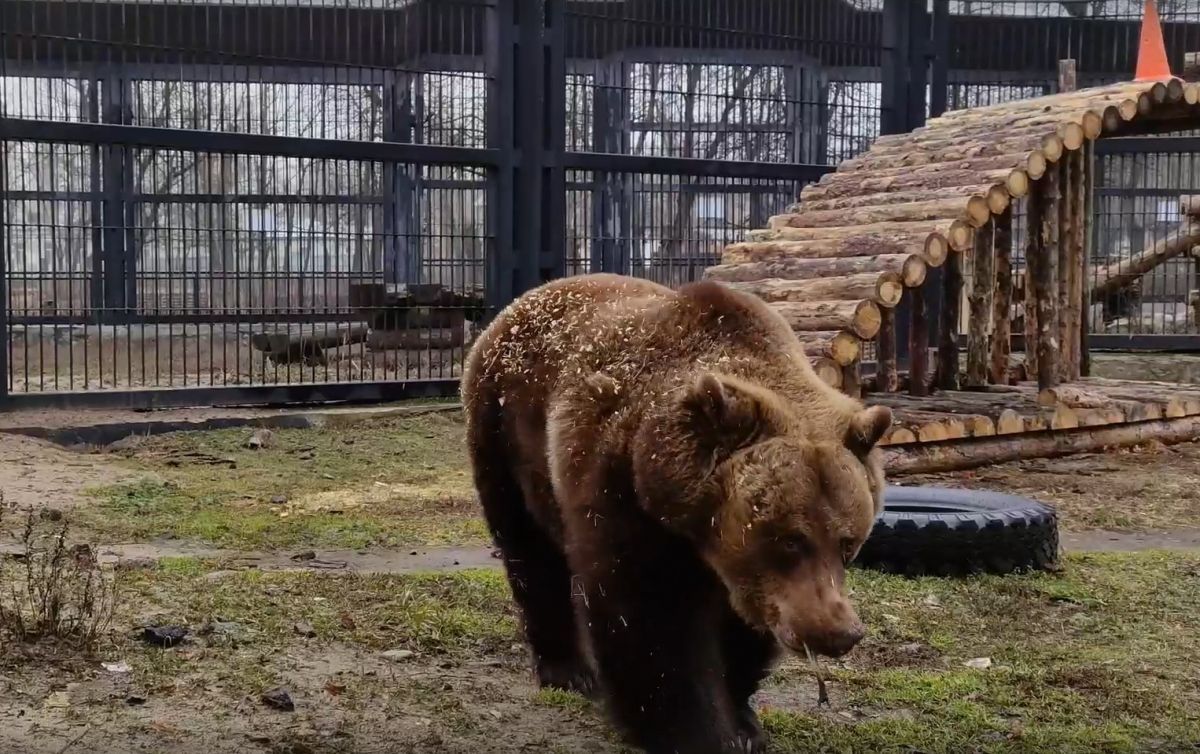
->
xmin=76 ymin=411 xmax=489 ymax=550
xmin=761 ymin=551 xmax=1200 ymax=752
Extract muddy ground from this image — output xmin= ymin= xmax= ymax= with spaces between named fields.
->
xmin=1 ymin=411 xmax=1198 ymax=753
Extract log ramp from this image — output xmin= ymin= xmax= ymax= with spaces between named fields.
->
xmin=704 ymin=75 xmax=1200 ymax=471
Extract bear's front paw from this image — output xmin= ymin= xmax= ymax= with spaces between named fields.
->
xmin=535 ymin=659 xmax=599 ymax=698
xmin=734 ymin=706 xmax=767 ymax=754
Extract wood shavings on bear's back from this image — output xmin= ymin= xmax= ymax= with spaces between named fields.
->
xmin=462 ymin=273 xmax=855 ymax=430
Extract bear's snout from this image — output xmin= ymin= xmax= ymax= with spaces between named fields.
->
xmin=772 ymin=588 xmax=867 ymax=659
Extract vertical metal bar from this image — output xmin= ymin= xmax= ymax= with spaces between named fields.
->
xmin=513 ymin=0 xmax=544 ymax=296
xmin=0 ymin=141 xmax=8 ymax=406
xmin=542 ymin=0 xmax=566 ymax=282
xmin=928 ymin=0 xmax=950 ymax=119
xmin=485 ymin=0 xmax=516 ymax=314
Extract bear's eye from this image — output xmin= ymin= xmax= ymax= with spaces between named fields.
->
xmin=779 ymin=535 xmax=810 ymax=556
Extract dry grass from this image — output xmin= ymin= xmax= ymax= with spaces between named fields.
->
xmin=0 ymin=497 xmax=119 ymax=650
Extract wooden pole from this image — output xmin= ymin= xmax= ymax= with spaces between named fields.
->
xmin=1057 ymin=156 xmax=1076 ymax=381
xmin=842 ymin=361 xmax=863 ymax=398
xmin=1023 ymin=191 xmax=1042 ymax=381
xmin=1057 ymin=58 xmax=1077 ymax=94
xmin=908 ymin=284 xmax=929 ymax=397
xmin=1068 ymin=149 xmax=1087 ymax=380
xmin=989 ymin=209 xmax=1014 ymax=384
xmin=1081 ymin=142 xmax=1094 ymax=377
xmin=936 ymin=251 xmax=964 ymax=390
xmin=1032 ymin=162 xmax=1062 ymax=390
xmin=877 ymin=307 xmax=899 ymax=393
xmin=966 ymin=221 xmax=994 ymax=387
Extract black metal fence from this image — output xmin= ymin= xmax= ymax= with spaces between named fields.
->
xmin=3 ymin=0 xmax=1200 ymax=409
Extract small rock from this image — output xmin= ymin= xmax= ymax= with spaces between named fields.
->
xmin=261 ymin=687 xmax=295 ymax=712
xmin=293 ymin=621 xmax=317 ymax=638
xmin=101 ymin=661 xmax=131 ymax=674
xmin=291 ymin=550 xmax=317 ymax=562
xmin=898 ymin=642 xmax=925 ymax=655
xmin=125 ymin=695 xmax=147 ymax=706
xmin=381 ymin=649 xmax=415 ymax=662
xmin=141 ymin=625 xmax=188 ymax=648
xmin=964 ymin=657 xmax=993 ymax=670
xmin=922 ymin=593 xmax=942 ymax=607
xmin=108 ymin=434 xmax=145 ymax=452
xmin=39 ymin=508 xmax=64 ymax=522
xmin=487 ymin=709 xmax=503 ymax=720
xmin=246 ymin=428 xmax=274 ymax=450
xmin=338 ymin=612 xmax=357 ymax=630
xmin=270 ymin=494 xmax=288 ymax=505
xmin=490 ymin=549 xmax=503 ymax=560
xmin=114 ymin=556 xmax=157 ymax=572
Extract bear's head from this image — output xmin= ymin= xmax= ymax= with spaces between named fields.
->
xmin=633 ymin=372 xmax=892 ymax=659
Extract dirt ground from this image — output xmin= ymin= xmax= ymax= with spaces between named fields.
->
xmin=1 ymin=412 xmax=1199 ymax=753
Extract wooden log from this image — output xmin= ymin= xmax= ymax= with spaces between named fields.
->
xmin=1066 ymin=149 xmax=1086 ymax=380
xmin=1081 ymin=142 xmax=1094 ymax=377
xmin=250 ymin=325 xmax=369 ymax=366
xmin=1031 ymin=166 xmax=1061 ymax=390
xmin=770 ymin=300 xmax=881 ymax=340
xmin=803 ymin=167 xmax=1029 ymax=203
xmin=908 ymin=284 xmax=929 ymax=397
xmin=936 ymin=250 xmax=964 ymax=390
xmin=741 ymin=219 xmax=962 ymax=258
xmin=922 ymin=82 xmax=1149 ymax=120
xmin=1023 ymin=194 xmax=1041 ymax=381
xmin=795 ymin=184 xmax=1010 ymax=217
xmin=877 ymin=308 xmax=898 ymax=393
xmin=882 ymin=426 xmax=918 ymax=445
xmin=1058 ymin=58 xmax=1077 ymax=94
xmin=769 ymin=196 xmax=991 ymax=231
xmin=729 ymin=233 xmax=949 ymax=269
xmin=883 ymin=415 xmax=1200 ymax=477
xmin=989 ymin=210 xmax=1014 ymax=385
xmin=1089 ymin=220 xmax=1200 ymax=300
xmin=726 ymin=273 xmax=904 ymax=308
xmin=965 ymin=222 xmax=994 ymax=387
xmin=893 ymin=410 xmax=968 ymax=442
xmin=1036 ymin=385 xmax=1111 ymax=408
xmin=842 ymin=362 xmax=862 ymax=398
xmin=811 ymin=357 xmax=843 ymax=390
xmin=838 ymin=134 xmax=1066 ymax=173
xmin=797 ymin=331 xmax=861 ymax=367
xmin=706 ymin=254 xmax=927 ymax=288
xmin=1057 ymin=157 xmax=1075 ymax=381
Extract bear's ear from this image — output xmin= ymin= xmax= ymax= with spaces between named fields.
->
xmin=681 ymin=373 xmax=772 ymax=453
xmin=845 ymin=405 xmax=893 ymax=455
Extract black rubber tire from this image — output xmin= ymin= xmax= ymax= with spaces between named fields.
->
xmin=854 ymin=486 xmax=1060 ymax=577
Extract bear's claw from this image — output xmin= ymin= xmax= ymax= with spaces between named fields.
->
xmin=735 ymin=706 xmax=767 ymax=754
xmin=536 ymin=660 xmax=599 ymax=698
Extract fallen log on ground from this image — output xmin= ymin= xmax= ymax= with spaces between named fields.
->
xmin=251 ymin=326 xmax=369 ymax=366
xmin=884 ymin=415 xmax=1200 ymax=475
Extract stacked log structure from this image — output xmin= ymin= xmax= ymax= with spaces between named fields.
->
xmin=706 ymin=75 xmax=1200 ymax=398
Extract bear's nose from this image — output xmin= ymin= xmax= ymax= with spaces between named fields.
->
xmin=817 ymin=622 xmax=866 ymax=658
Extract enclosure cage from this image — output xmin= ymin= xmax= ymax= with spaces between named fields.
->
xmin=3 ymin=0 xmax=1200 ymax=408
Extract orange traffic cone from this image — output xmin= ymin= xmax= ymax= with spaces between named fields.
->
xmin=1135 ymin=0 xmax=1172 ymax=81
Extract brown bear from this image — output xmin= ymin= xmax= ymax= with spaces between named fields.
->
xmin=462 ymin=273 xmax=891 ymax=754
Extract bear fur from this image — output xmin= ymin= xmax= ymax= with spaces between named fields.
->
xmin=462 ymin=274 xmax=892 ymax=754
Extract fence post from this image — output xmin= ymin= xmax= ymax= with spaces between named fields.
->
xmin=485 ymin=0 xmax=516 ymax=314
xmin=0 ymin=146 xmax=7 ymax=407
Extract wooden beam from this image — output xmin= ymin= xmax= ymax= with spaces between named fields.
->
xmin=877 ymin=308 xmax=899 ymax=393
xmin=1023 ymin=188 xmax=1041 ymax=381
xmin=1057 ymin=58 xmax=1077 ymax=93
xmin=1081 ymin=142 xmax=1094 ymax=377
xmin=966 ymin=221 xmax=994 ymax=387
xmin=990 ymin=209 xmax=1014 ymax=385
xmin=884 ymin=415 xmax=1200 ymax=476
xmin=908 ymin=284 xmax=929 ymax=397
xmin=936 ymin=251 xmax=964 ymax=390
xmin=1030 ymin=166 xmax=1061 ymax=390
xmin=1057 ymin=154 xmax=1076 ymax=381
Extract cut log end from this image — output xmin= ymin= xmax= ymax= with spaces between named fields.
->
xmin=902 ymin=255 xmax=928 ymax=288
xmin=1040 ymin=133 xmax=1064 ymax=163
xmin=1006 ymin=170 xmax=1030 ymax=199
xmin=1059 ymin=122 xmax=1085 ymax=151
xmin=811 ymin=357 xmax=843 ymax=390
xmin=948 ymin=222 xmax=974 ymax=252
xmin=924 ymin=234 xmax=950 ymax=266
xmin=1081 ymin=110 xmax=1103 ymax=140
xmin=1026 ymin=151 xmax=1048 ymax=180
xmin=877 ymin=274 xmax=904 ymax=307
xmin=966 ymin=195 xmax=991 ymax=227
xmin=986 ymin=184 xmax=1011 ymax=215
